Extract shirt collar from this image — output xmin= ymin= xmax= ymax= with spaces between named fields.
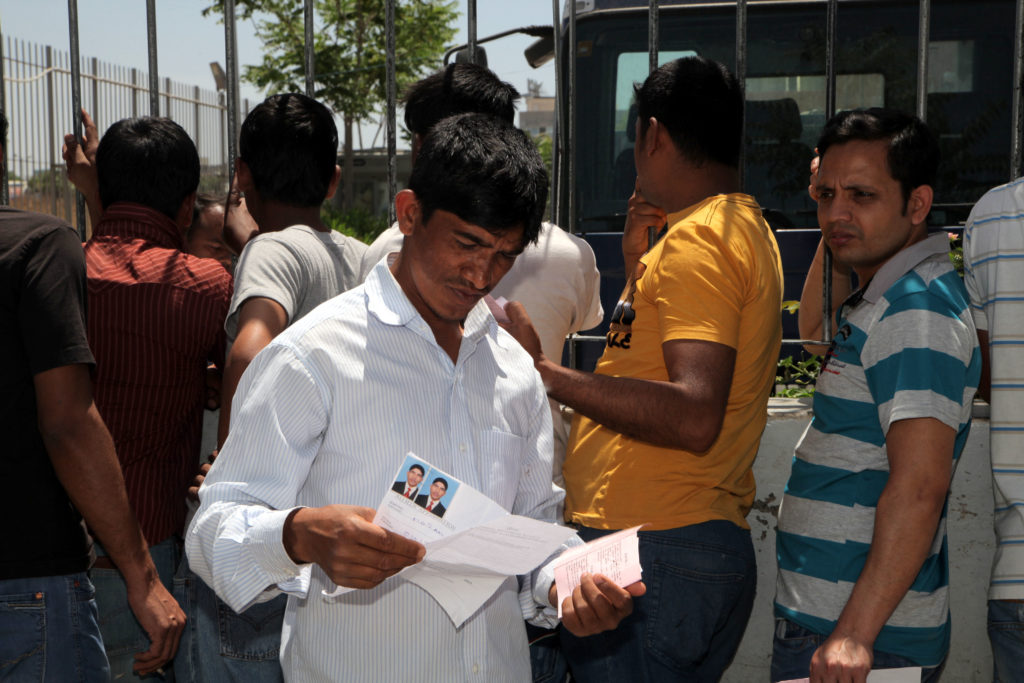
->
xmin=92 ymin=202 xmax=185 ymax=250
xmin=861 ymin=232 xmax=950 ymax=304
xmin=364 ymin=255 xmax=503 ymax=348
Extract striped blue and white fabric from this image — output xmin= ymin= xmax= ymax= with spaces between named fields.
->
xmin=186 ymin=259 xmax=570 ymax=682
xmin=775 ymin=232 xmax=980 ymax=667
xmin=964 ymin=177 xmax=1024 ymax=600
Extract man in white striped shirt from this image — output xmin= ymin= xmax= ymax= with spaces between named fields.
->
xmin=187 ymin=113 xmax=641 ymax=681
xmin=964 ymin=177 xmax=1024 ymax=682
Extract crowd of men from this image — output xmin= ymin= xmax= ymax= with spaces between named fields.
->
xmin=1 ymin=52 xmax=1021 ymax=683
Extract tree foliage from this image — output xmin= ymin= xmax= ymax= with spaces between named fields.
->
xmin=204 ymin=1 xmax=457 ymax=125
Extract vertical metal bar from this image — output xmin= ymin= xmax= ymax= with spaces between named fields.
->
xmin=647 ymin=1 xmax=659 ymax=250
xmin=550 ymin=0 xmax=562 ymax=226
xmin=567 ymin=0 xmax=578 ymax=371
xmin=0 ymin=23 xmax=8 ymax=206
xmin=164 ymin=76 xmax=171 ymax=121
xmin=567 ymin=0 xmax=576 ymax=236
xmin=224 ymin=0 xmax=240 ymax=185
xmin=648 ymin=1 xmax=658 ymax=75
xmin=304 ymin=0 xmax=315 ymax=97
xmin=1012 ymin=0 xmax=1023 ymax=178
xmin=385 ymin=0 xmax=397 ymax=225
xmin=46 ymin=46 xmax=57 ymax=215
xmin=821 ymin=0 xmax=838 ymax=344
xmin=90 ymin=56 xmax=98 ymax=121
xmin=130 ymin=67 xmax=138 ymax=118
xmin=146 ymin=0 xmax=159 ymax=116
xmin=68 ymin=0 xmax=86 ymax=237
xmin=736 ymin=0 xmax=747 ymax=189
xmin=916 ymin=0 xmax=930 ymax=121
xmin=194 ymin=84 xmax=201 ymax=167
xmin=467 ymin=0 xmax=477 ymax=64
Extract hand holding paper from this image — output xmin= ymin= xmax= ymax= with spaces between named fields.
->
xmin=283 ymin=504 xmax=425 ymax=590
xmin=551 ymin=573 xmax=646 ymax=637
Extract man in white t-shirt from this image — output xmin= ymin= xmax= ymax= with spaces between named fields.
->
xmin=963 ymin=177 xmax=1024 ymax=682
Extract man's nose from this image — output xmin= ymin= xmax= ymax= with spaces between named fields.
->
xmin=463 ymin=253 xmax=494 ymax=291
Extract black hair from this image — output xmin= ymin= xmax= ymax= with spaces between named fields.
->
xmin=432 ymin=477 xmax=448 ymax=489
xmin=0 ymin=110 xmax=7 ymax=146
xmin=238 ymin=93 xmax=338 ymax=208
xmin=408 ymin=464 xmax=425 ymax=475
xmin=633 ymin=56 xmax=743 ymax=168
xmin=96 ymin=117 xmax=200 ymax=220
xmin=403 ymin=63 xmax=519 ymax=137
xmin=817 ymin=108 xmax=940 ymax=207
xmin=408 ymin=113 xmax=547 ymax=246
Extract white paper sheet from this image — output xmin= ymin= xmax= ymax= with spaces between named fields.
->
xmin=321 ymin=454 xmax=575 ymax=626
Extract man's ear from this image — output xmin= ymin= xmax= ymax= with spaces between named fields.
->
xmin=323 ymin=164 xmax=342 ymax=201
xmin=175 ymin=191 xmax=197 ymax=233
xmin=234 ymin=158 xmax=255 ymax=195
xmin=395 ymin=189 xmax=421 ymax=237
xmin=907 ymin=184 xmax=934 ymax=226
xmin=640 ymin=117 xmax=662 ymax=156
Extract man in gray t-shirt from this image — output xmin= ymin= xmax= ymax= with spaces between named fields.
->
xmin=185 ymin=93 xmax=364 ymax=683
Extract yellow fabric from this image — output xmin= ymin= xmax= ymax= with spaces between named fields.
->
xmin=564 ymin=194 xmax=783 ymax=531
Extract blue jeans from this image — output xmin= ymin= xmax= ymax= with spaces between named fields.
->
xmin=526 ymin=623 xmax=569 ymax=683
xmin=771 ymin=617 xmax=945 ymax=682
xmin=0 ymin=572 xmax=108 ymax=681
xmin=988 ymin=599 xmax=1024 ymax=683
xmin=173 ymin=563 xmax=285 ymax=683
xmin=560 ymin=520 xmax=756 ymax=682
xmin=91 ymin=536 xmax=179 ymax=680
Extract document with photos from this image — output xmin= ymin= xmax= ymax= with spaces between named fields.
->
xmin=322 ymin=453 xmax=576 ymax=626
xmin=550 ymin=525 xmax=644 ymax=618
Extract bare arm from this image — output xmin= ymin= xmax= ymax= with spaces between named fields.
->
xmin=977 ymin=330 xmax=991 ymax=403
xmin=61 ymin=109 xmax=102 ymax=227
xmin=504 ymin=303 xmax=734 ymax=452
xmin=799 ymin=237 xmax=853 ymax=356
xmin=35 ymin=364 xmax=184 ymax=676
xmin=217 ymin=297 xmax=288 ymax=447
xmin=810 ymin=417 xmax=954 ymax=682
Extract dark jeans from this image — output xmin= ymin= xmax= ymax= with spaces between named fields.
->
xmin=988 ymin=599 xmax=1024 ymax=683
xmin=561 ymin=520 xmax=756 ymax=682
xmin=0 ymin=572 xmax=108 ymax=681
xmin=771 ymin=617 xmax=945 ymax=682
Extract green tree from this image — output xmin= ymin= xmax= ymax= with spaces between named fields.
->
xmin=204 ymin=0 xmax=458 ymax=210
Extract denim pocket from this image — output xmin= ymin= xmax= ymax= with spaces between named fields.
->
xmin=90 ymin=567 xmax=150 ymax=656
xmin=217 ymin=595 xmax=285 ymax=661
xmin=642 ymin=535 xmax=753 ymax=674
xmin=0 ymin=591 xmax=45 ymax=681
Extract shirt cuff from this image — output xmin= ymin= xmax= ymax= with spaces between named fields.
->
xmin=528 ymin=558 xmax=560 ymax=629
xmin=245 ymin=506 xmax=311 ymax=598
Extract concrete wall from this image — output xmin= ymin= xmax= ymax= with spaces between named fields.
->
xmin=724 ymin=398 xmax=995 ymax=681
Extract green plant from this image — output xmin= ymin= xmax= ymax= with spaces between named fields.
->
xmin=321 ymin=203 xmax=389 ymax=244
xmin=775 ymin=353 xmax=822 ymax=398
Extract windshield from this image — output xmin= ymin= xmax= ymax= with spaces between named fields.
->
xmin=569 ymin=0 xmax=1017 ymax=233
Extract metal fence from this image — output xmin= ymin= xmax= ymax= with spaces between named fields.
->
xmin=2 ymin=35 xmax=248 ymax=232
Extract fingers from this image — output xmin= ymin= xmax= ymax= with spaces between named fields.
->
xmin=287 ymin=505 xmax=425 ymax=590
xmin=560 ymin=573 xmax=637 ymax=637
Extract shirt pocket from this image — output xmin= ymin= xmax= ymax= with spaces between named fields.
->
xmin=476 ymin=430 xmax=525 ymax=511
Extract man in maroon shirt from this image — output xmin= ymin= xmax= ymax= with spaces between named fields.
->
xmin=83 ymin=116 xmax=232 ymax=678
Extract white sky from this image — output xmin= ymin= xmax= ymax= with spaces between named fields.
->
xmin=0 ymin=0 xmax=559 ymax=147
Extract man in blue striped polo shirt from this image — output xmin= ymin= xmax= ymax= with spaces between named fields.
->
xmin=773 ymin=108 xmax=980 ymax=682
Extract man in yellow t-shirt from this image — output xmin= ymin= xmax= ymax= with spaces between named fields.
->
xmin=505 ymin=56 xmax=783 ymax=681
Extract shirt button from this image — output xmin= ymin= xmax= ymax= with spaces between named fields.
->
xmin=472 ymin=664 xmax=479 ymax=674
xmin=459 ymin=443 xmax=467 ymax=452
